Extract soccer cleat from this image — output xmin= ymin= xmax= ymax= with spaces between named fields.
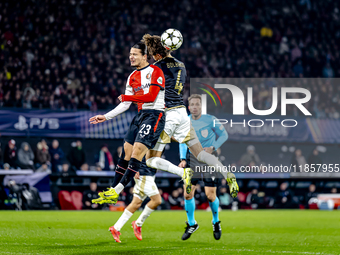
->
xmin=226 ymin=172 xmax=239 ymax=198
xmin=98 ymin=187 xmax=119 ymax=204
xmin=98 ymin=187 xmax=115 ymax=198
xmin=183 ymin=168 xmax=193 ymax=194
xmin=181 ymin=221 xmax=199 ymax=240
xmin=91 ymin=197 xmax=116 ymax=204
xmin=108 ymin=226 xmax=121 ymax=243
xmin=92 ymin=197 xmax=112 ymax=204
xmin=131 ymin=221 xmax=142 ymax=241
xmin=212 ymin=221 xmax=222 ymax=240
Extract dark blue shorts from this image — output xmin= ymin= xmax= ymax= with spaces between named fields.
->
xmin=187 ymin=152 xmax=221 ymax=188
xmin=124 ymin=109 xmax=165 ymax=149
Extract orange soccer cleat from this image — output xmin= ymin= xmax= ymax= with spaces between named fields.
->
xmin=108 ymin=226 xmax=121 ymax=243
xmin=132 ymin=221 xmax=142 ymax=241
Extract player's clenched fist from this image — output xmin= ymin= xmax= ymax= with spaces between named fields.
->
xmin=89 ymin=115 xmax=106 ymax=124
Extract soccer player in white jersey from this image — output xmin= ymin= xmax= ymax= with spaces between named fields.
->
xmin=141 ymin=35 xmax=239 ymax=198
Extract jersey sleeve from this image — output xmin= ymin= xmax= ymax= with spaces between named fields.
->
xmin=122 ymin=85 xmax=160 ymax=103
xmin=211 ymin=117 xmax=228 ymax=149
xmin=125 ymin=75 xmax=134 ymax=95
xmin=104 ymin=74 xmax=133 ymax=120
xmin=151 ymin=67 xmax=165 ymax=90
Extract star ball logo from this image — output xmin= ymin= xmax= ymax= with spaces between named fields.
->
xmin=198 ymin=83 xmax=312 ymax=128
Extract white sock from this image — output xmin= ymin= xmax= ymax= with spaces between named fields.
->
xmin=197 ymin=151 xmax=228 ymax=179
xmin=136 ymin=205 xmax=154 ymax=227
xmin=114 ymin=209 xmax=133 ymax=231
xmin=146 ymin=157 xmax=184 ymax=177
xmin=114 ymin=183 xmax=124 ymax=194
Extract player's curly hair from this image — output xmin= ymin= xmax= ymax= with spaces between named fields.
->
xmin=142 ymin=34 xmax=171 ymax=58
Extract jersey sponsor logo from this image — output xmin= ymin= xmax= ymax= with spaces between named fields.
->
xmin=201 ymin=129 xmax=208 ymax=138
xmin=134 ymin=83 xmax=151 ymax=92
xmin=157 ymin=77 xmax=163 ymax=84
xmin=146 ymin=73 xmax=151 ymax=79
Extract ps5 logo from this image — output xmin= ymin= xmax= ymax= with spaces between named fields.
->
xmin=14 ymin=115 xmax=59 ymax=130
xmin=202 ymin=84 xmax=312 ymax=116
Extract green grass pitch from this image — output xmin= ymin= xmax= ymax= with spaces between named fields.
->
xmin=0 ymin=210 xmax=339 ymax=255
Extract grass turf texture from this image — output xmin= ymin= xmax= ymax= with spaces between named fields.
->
xmin=0 ymin=210 xmax=339 ymax=255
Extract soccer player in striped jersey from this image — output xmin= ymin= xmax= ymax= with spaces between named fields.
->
xmin=89 ymin=42 xmax=192 ymax=242
xmin=89 ymin=42 xmax=167 ymax=207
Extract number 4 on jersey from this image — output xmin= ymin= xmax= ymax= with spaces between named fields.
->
xmin=175 ymin=70 xmax=183 ymax=95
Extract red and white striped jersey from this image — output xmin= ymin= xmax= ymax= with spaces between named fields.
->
xmin=124 ymin=65 xmax=165 ymax=111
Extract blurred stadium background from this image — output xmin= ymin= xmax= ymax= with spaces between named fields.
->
xmin=1 ymin=0 xmax=340 ymax=214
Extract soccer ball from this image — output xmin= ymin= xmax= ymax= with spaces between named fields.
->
xmin=161 ymin=28 xmax=183 ymax=51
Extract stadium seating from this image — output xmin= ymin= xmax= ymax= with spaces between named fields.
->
xmin=58 ymin=190 xmax=83 ymax=210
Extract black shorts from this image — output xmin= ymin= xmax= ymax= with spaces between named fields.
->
xmin=187 ymin=153 xmax=222 ymax=188
xmin=191 ymin=177 xmax=219 ymax=188
xmin=124 ymin=109 xmax=165 ymax=149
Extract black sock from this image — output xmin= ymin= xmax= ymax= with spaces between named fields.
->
xmin=113 ymin=158 xmax=129 ymax=186
xmin=119 ymin=158 xmax=141 ymax=187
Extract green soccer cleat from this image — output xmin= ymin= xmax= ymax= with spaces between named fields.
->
xmin=183 ymin=168 xmax=193 ymax=194
xmin=98 ymin=187 xmax=119 ymax=204
xmin=226 ymin=172 xmax=239 ymax=198
xmin=98 ymin=187 xmax=115 ymax=199
xmin=91 ymin=197 xmax=115 ymax=205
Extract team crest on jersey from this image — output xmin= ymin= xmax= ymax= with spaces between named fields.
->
xmin=157 ymin=77 xmax=163 ymax=84
xmin=201 ymin=129 xmax=208 ymax=138
xmin=146 ymin=73 xmax=151 ymax=79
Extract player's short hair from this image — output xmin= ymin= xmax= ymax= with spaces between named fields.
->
xmin=188 ymin=94 xmax=202 ymax=103
xmin=142 ymin=34 xmax=171 ymax=57
xmin=132 ymin=42 xmax=149 ymax=58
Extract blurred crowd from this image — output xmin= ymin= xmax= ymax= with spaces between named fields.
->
xmin=3 ymin=177 xmax=337 ymax=210
xmin=1 ymin=0 xmax=340 ymax=118
xmin=0 ymin=138 xmax=122 ymax=174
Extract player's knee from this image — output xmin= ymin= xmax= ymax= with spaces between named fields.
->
xmin=151 ymin=195 xmax=162 ymax=206
xmin=146 ymin=157 xmax=153 ymax=168
xmin=206 ymin=192 xmax=216 ymax=202
xmin=135 ymin=199 xmax=143 ymax=206
xmin=155 ymin=196 xmax=162 ymax=206
xmin=184 ymin=192 xmax=194 ymax=200
xmin=196 ymin=150 xmax=206 ymax=162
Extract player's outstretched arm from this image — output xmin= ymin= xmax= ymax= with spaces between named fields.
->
xmin=89 ymin=115 xmax=106 ymax=124
xmin=89 ymin=101 xmax=132 ymax=124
